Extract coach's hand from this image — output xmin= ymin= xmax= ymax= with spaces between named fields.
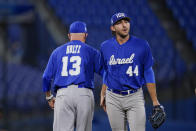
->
xmin=48 ymin=97 xmax=55 ymax=109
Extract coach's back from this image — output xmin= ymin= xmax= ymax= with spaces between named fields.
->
xmin=43 ymin=40 xmax=101 ymax=91
xmin=43 ymin=21 xmax=102 ymax=93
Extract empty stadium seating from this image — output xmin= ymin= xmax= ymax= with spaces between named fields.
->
xmin=0 ymin=0 xmax=30 ymax=5
xmin=0 ymin=60 xmax=45 ymax=110
xmin=166 ymin=0 xmax=196 ymax=50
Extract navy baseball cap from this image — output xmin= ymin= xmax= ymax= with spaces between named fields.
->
xmin=69 ymin=21 xmax=87 ymax=33
xmin=111 ymin=12 xmax=130 ymax=25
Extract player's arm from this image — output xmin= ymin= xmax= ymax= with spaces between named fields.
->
xmin=94 ymin=49 xmax=104 ymax=76
xmin=43 ymin=76 xmax=55 ymax=109
xmin=45 ymin=90 xmax=55 ymax=109
xmin=142 ymin=41 xmax=160 ymax=105
xmin=144 ymin=67 xmax=160 ymax=106
xmin=43 ymin=51 xmax=57 ymax=109
xmin=100 ymin=84 xmax=107 ymax=112
xmin=98 ymin=47 xmax=107 ymax=112
xmin=100 ymin=71 xmax=107 ymax=112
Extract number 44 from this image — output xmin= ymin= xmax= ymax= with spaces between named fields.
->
xmin=126 ymin=65 xmax=139 ymax=76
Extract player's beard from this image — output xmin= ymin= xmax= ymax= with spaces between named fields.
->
xmin=116 ymin=29 xmax=130 ymax=38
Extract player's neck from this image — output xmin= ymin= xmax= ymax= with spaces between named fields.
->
xmin=70 ymin=38 xmax=85 ymax=43
xmin=116 ymin=35 xmax=130 ymax=45
xmin=69 ymin=33 xmax=86 ymax=43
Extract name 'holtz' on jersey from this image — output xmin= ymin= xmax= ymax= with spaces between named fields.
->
xmin=43 ymin=40 xmax=103 ymax=92
xmin=101 ymin=35 xmax=154 ymax=91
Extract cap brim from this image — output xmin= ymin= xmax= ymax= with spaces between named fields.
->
xmin=113 ymin=17 xmax=130 ymax=25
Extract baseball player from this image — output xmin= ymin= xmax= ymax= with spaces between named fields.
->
xmin=100 ymin=12 xmax=165 ymax=131
xmin=42 ymin=21 xmax=103 ymax=131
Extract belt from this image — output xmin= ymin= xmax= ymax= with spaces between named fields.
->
xmin=67 ymin=84 xmax=80 ymax=88
xmin=55 ymin=84 xmax=92 ymax=92
xmin=107 ymin=88 xmax=138 ymax=95
xmin=67 ymin=84 xmax=92 ymax=90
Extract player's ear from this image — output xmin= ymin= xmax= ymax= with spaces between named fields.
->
xmin=68 ymin=33 xmax=71 ymax=40
xmin=110 ymin=26 xmax=115 ymax=32
xmin=84 ymin=33 xmax=88 ymax=39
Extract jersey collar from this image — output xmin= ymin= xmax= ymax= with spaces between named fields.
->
xmin=113 ymin=36 xmax=132 ymax=46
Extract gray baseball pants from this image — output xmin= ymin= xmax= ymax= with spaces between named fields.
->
xmin=106 ymin=88 xmax=146 ymax=131
xmin=53 ymin=85 xmax=94 ymax=131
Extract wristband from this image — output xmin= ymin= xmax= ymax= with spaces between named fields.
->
xmin=46 ymin=94 xmax=54 ymax=101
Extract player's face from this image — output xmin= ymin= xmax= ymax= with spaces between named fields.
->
xmin=111 ymin=19 xmax=130 ymax=38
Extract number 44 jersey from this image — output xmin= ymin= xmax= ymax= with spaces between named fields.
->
xmin=101 ymin=36 xmax=154 ymax=91
xmin=43 ymin=40 xmax=103 ymax=92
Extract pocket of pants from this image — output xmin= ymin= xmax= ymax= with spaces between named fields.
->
xmin=80 ymin=93 xmax=94 ymax=103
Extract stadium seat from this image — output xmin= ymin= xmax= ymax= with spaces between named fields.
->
xmin=166 ymin=0 xmax=196 ymax=50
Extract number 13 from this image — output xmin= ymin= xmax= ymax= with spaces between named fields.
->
xmin=61 ymin=56 xmax=81 ymax=76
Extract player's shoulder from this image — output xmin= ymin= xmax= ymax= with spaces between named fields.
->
xmin=131 ymin=35 xmax=148 ymax=44
xmin=100 ymin=37 xmax=114 ymax=49
xmin=131 ymin=35 xmax=150 ymax=47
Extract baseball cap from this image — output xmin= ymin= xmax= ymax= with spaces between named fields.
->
xmin=69 ymin=21 xmax=87 ymax=33
xmin=111 ymin=12 xmax=130 ymax=25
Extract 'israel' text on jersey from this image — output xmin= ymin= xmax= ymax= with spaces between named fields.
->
xmin=109 ymin=53 xmax=135 ymax=65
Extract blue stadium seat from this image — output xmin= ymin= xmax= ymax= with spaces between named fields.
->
xmin=0 ymin=60 xmax=43 ymax=109
xmin=166 ymin=0 xmax=196 ymax=50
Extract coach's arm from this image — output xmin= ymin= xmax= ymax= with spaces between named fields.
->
xmin=43 ymin=77 xmax=55 ymax=109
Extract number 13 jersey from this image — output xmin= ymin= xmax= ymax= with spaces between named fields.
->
xmin=43 ymin=40 xmax=103 ymax=92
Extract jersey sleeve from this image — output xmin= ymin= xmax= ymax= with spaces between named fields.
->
xmin=143 ymin=41 xmax=154 ymax=70
xmin=144 ymin=67 xmax=155 ymax=83
xmin=42 ymin=50 xmax=57 ymax=92
xmin=93 ymin=49 xmax=104 ymax=76
xmin=100 ymin=44 xmax=108 ymax=83
xmin=102 ymin=70 xmax=107 ymax=84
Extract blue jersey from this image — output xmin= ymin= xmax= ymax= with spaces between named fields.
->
xmin=101 ymin=36 xmax=153 ymax=91
xmin=43 ymin=40 xmax=103 ymax=92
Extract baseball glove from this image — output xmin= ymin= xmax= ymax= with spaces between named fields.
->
xmin=149 ymin=105 xmax=166 ymax=129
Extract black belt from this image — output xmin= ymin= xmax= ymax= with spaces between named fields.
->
xmin=107 ymin=88 xmax=138 ymax=95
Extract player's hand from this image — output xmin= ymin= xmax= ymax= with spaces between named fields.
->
xmin=152 ymin=100 xmax=160 ymax=106
xmin=100 ymin=95 xmax=106 ymax=112
xmin=100 ymin=84 xmax=107 ymax=112
xmin=149 ymin=105 xmax=166 ymax=129
xmin=48 ymin=97 xmax=55 ymax=109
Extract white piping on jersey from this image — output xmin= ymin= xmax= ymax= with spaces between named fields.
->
xmin=109 ymin=53 xmax=135 ymax=65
